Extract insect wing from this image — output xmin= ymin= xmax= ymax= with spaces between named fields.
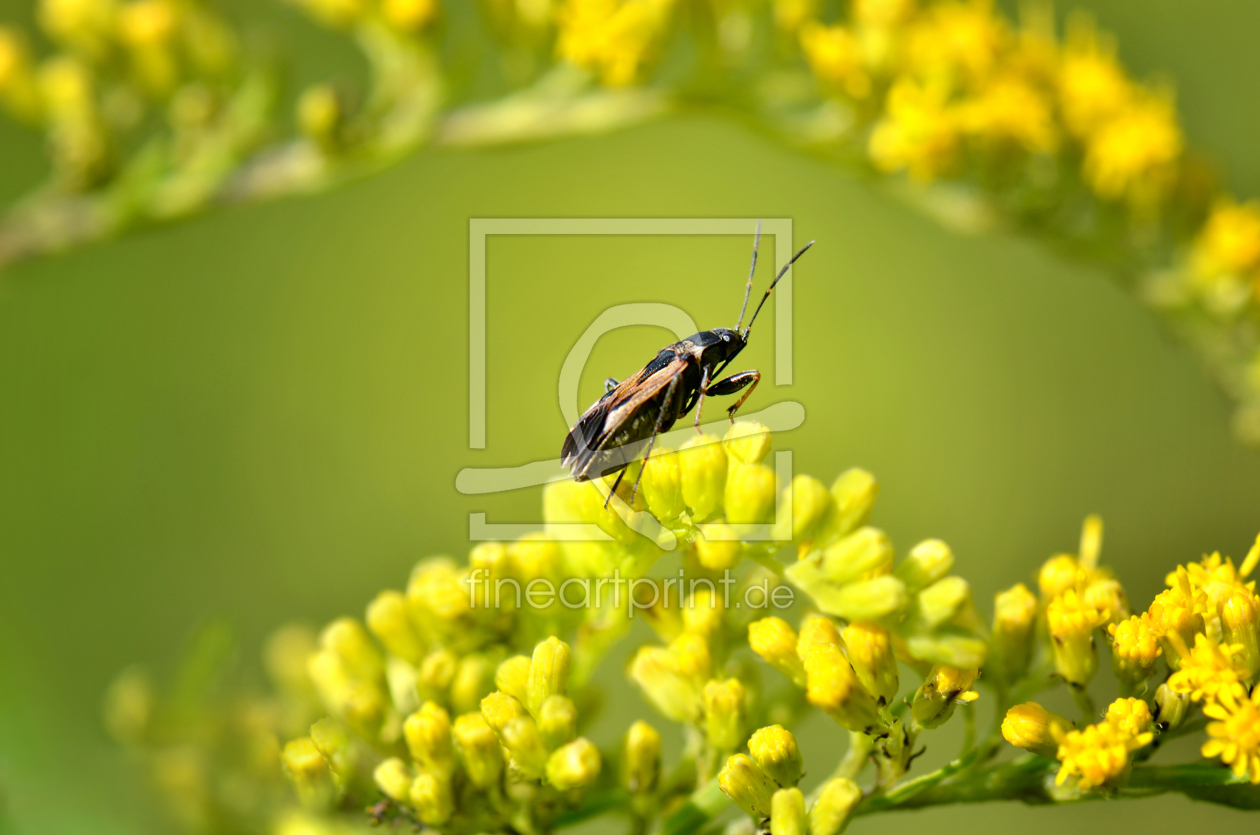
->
xmin=561 ymin=355 xmax=690 ymax=480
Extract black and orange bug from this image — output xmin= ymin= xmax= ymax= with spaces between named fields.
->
xmin=561 ymin=225 xmax=814 ymax=504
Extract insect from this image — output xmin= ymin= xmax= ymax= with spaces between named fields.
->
xmin=561 ymin=225 xmax=814 ymax=505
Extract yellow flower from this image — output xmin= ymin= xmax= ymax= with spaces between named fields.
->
xmin=990 ymin=583 xmax=1037 ymax=681
xmin=1057 ymin=14 xmax=1131 ymax=139
xmin=1193 ymin=200 xmax=1260 ymax=283
xmin=556 ymin=0 xmax=675 ymax=86
xmin=1202 ymin=686 xmax=1260 ymax=784
xmin=800 ymin=22 xmax=871 ymax=100
xmin=957 ymin=73 xmax=1056 ymax=153
xmin=853 ymin=0 xmax=915 ymax=29
xmin=1166 ymin=633 xmax=1250 ymax=702
xmin=803 ymin=641 xmax=883 ymax=733
xmin=117 ymin=0 xmax=178 ymax=47
xmin=910 ymin=664 xmax=978 ymax=729
xmin=1082 ymin=90 xmax=1182 ymax=204
xmin=382 ymin=0 xmax=438 ymax=31
xmin=1054 ymin=721 xmax=1152 ymax=791
xmin=1104 ymin=697 xmax=1153 ymax=739
xmin=903 ymin=0 xmax=1007 ymax=88
xmin=1146 ymin=569 xmax=1205 ymax=668
xmin=1045 ymin=589 xmax=1108 ymax=687
xmin=1037 ymin=554 xmax=1082 ymax=599
xmin=1108 ymin=614 xmax=1161 ymax=690
xmin=869 ymin=78 xmax=958 ymax=181
xmin=1001 ymin=702 xmax=1070 ymax=759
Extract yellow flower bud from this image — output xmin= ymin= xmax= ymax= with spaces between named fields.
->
xmin=723 ymin=420 xmax=773 ymax=464
xmin=623 ymin=721 xmax=661 ymax=794
xmin=799 ymin=574 xmax=908 ymax=622
xmin=703 ymin=678 xmax=747 ymax=751
xmin=452 ymin=712 xmax=503 ymax=788
xmin=696 ymin=522 xmax=742 ymax=570
xmin=547 ymin=737 xmax=602 ymax=790
xmin=841 ymin=622 xmax=899 ymax=704
xmin=748 ymin=725 xmax=803 ymax=788
xmin=491 ymin=654 xmax=531 ymax=700
xmin=770 ymin=787 xmax=806 ymax=835
xmin=1105 ymin=697 xmax=1153 ymax=738
xmin=911 ymin=665 xmax=979 ymax=729
xmin=373 ymin=757 xmax=413 ymax=802
xmin=450 ymin=653 xmax=497 ymax=715
xmin=480 ymin=690 xmax=526 ymax=734
xmin=528 ymin=637 xmax=571 ymax=715
xmin=895 ymin=539 xmax=954 ymax=591
xmin=1001 ymin=702 xmax=1070 ymax=759
xmin=774 ymin=474 xmax=833 ymax=543
xmin=726 ymin=462 xmax=778 ymax=525
xmin=502 ymin=716 xmax=549 ymax=778
xmin=282 ymin=738 xmax=333 ymax=807
xmin=409 ymin=771 xmax=454 ymax=826
xmin=915 ymin=576 xmax=971 ymax=628
xmin=990 ymin=583 xmax=1038 ymax=681
xmin=1046 ymin=590 xmax=1108 ymax=687
xmin=309 ymin=717 xmax=354 ymax=777
xmin=640 ymin=445 xmax=685 ymax=522
xmin=1108 ymin=615 xmax=1161 ymax=692
xmin=319 ymin=617 xmax=383 ymax=681
xmin=827 ymin=468 xmax=879 ymax=539
xmin=1154 ymin=682 xmax=1189 ymax=730
xmin=509 ymin=533 xmax=565 ymax=584
xmin=382 ymin=0 xmax=437 ymax=31
xmin=538 ymin=695 xmax=578 ymax=748
xmin=1038 ymin=554 xmax=1081 ymax=599
xmin=679 ymin=433 xmax=728 ymax=521
xmin=821 ymin=527 xmax=895 ymax=584
xmin=749 ymin=617 xmax=806 ymax=686
xmin=404 ymin=702 xmax=454 ymax=777
xmin=808 ymin=777 xmax=862 ymax=835
xmin=629 ymin=646 xmax=702 ymax=723
xmin=366 ymin=590 xmax=425 ymax=663
xmin=668 ymin=632 xmax=713 ymax=681
xmin=796 ymin=613 xmax=840 ymax=657
xmin=804 ymin=642 xmax=882 ymax=733
xmin=417 ymin=648 xmax=458 ymax=702
xmin=1220 ymin=589 xmax=1260 ymax=677
xmin=1083 ymin=576 xmax=1130 ymax=625
xmin=683 ymin=587 xmax=723 ymax=638
xmin=718 ymin=753 xmax=777 ymax=819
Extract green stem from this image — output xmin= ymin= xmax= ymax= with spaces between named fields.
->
xmin=657 ymin=779 xmax=729 ymax=835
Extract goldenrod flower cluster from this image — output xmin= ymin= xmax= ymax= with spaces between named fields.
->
xmin=5 ymin=1 xmax=1260 ymax=446
xmin=105 ymin=426 xmax=1260 ymax=833
xmin=1002 ymin=524 xmax=1260 ymax=792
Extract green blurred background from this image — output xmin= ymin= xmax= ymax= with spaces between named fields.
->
xmin=2 ymin=0 xmax=1260 ymax=832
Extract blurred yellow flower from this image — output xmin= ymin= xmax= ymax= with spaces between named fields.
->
xmin=800 ymin=22 xmax=870 ymax=99
xmin=869 ymin=78 xmax=958 ymax=180
xmin=556 ymin=0 xmax=675 ymax=86
xmin=957 ymin=73 xmax=1056 ymax=153
xmin=1082 ymin=91 xmax=1182 ymax=204
xmin=1203 ymin=686 xmax=1260 ymax=784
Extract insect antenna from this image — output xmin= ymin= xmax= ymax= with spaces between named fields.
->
xmin=742 ymin=240 xmax=814 ymax=339
xmin=734 ymin=220 xmax=762 ymax=331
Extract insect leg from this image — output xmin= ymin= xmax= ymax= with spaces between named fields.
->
xmin=693 ymin=365 xmax=712 ymax=432
xmin=707 ymin=370 xmax=760 ymax=421
xmin=602 ymin=468 xmax=628 ymax=509
xmin=629 ymin=374 xmax=681 ymax=506
xmin=604 ymin=377 xmax=619 ymax=393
